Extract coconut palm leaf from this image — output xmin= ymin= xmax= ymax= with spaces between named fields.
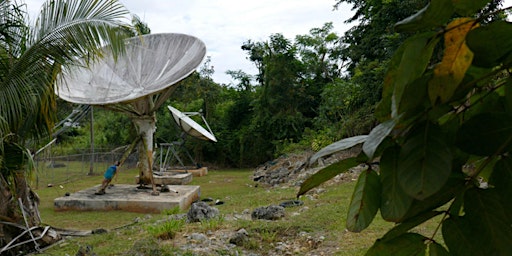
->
xmin=0 ymin=0 xmax=131 ymax=144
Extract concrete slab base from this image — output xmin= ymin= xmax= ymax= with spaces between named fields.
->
xmin=135 ymin=172 xmax=193 ymax=185
xmin=54 ymin=184 xmax=200 ymax=213
xmin=170 ymin=167 xmax=208 ymax=177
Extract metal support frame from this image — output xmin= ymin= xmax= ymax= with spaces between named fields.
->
xmin=158 ymin=110 xmax=213 ymax=170
xmin=158 ymin=132 xmax=196 ymax=170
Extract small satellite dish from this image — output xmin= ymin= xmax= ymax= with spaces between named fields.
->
xmin=56 ymin=33 xmax=206 ymax=105
xmin=168 ymin=105 xmax=217 ymax=142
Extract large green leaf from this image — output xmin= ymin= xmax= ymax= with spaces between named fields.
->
xmin=392 ymin=33 xmax=438 ymax=118
xmin=346 ymin=170 xmax=381 ymax=232
xmin=489 ymin=156 xmax=512 ymax=219
xmin=297 ymin=157 xmax=359 ymax=197
xmin=366 ymin=233 xmax=427 ymax=256
xmin=363 ymin=118 xmax=397 ymax=160
xmin=398 ymin=75 xmax=430 ymax=121
xmin=464 ymin=188 xmax=512 ymax=253
xmin=427 ymin=241 xmax=450 ymax=256
xmin=397 ymin=123 xmax=453 ymax=199
xmin=443 ymin=188 xmax=512 ymax=255
xmin=455 ymin=112 xmax=512 ymax=156
xmin=382 ymin=211 xmax=443 ymax=242
xmin=505 ymin=77 xmax=512 ymax=114
xmin=400 ymin=173 xmax=465 ymax=221
xmin=376 ymin=32 xmax=438 ymax=120
xmin=379 ymin=146 xmax=414 ymax=221
xmin=466 ymin=21 xmax=512 ymax=68
xmin=308 ymin=135 xmax=367 ymax=165
xmin=452 ymin=0 xmax=491 ymax=16
xmin=394 ymin=0 xmax=454 ymax=32
xmin=442 ymin=217 xmax=489 ymax=256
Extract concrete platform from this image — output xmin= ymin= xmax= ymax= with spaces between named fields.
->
xmin=54 ymin=184 xmax=200 ymax=213
xmin=170 ymin=167 xmax=208 ymax=177
xmin=135 ymin=172 xmax=193 ymax=185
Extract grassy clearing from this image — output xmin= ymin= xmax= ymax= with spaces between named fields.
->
xmin=33 ymin=164 xmax=441 ymax=255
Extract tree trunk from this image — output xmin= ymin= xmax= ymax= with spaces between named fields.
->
xmin=133 ymin=115 xmax=159 ymax=195
xmin=0 ymin=173 xmax=61 ymax=255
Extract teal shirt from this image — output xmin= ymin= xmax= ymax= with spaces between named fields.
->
xmin=104 ymin=165 xmax=117 ymax=179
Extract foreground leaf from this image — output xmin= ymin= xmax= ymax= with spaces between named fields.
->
xmin=380 ymin=146 xmax=413 ymax=221
xmin=397 ymin=123 xmax=452 ymax=199
xmin=366 ymin=233 xmax=427 ymax=256
xmin=398 ymin=75 xmax=430 ymax=120
xmin=453 ymin=0 xmax=491 ymax=16
xmin=490 ymin=156 xmax=512 ymax=219
xmin=382 ymin=211 xmax=443 ymax=242
xmin=346 ymin=170 xmax=381 ymax=232
xmin=297 ymin=157 xmax=359 ymax=197
xmin=428 ymin=18 xmax=477 ymax=104
xmin=376 ymin=32 xmax=438 ymax=120
xmin=363 ymin=118 xmax=397 ymax=160
xmin=443 ymin=188 xmax=512 ymax=255
xmin=308 ymin=135 xmax=367 ymax=165
xmin=427 ymin=241 xmax=450 ymax=256
xmin=505 ymin=77 xmax=512 ymax=114
xmin=456 ymin=112 xmax=512 ymax=156
xmin=400 ymin=173 xmax=465 ymax=221
xmin=466 ymin=21 xmax=512 ymax=67
xmin=464 ymin=188 xmax=512 ymax=253
xmin=442 ymin=217 xmax=488 ymax=256
xmin=394 ymin=0 xmax=454 ymax=32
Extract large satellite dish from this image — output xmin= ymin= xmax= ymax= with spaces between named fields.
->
xmin=55 ymin=33 xmax=207 ymax=195
xmin=56 ymin=33 xmax=206 ymax=104
xmin=168 ymin=106 xmax=217 ymax=142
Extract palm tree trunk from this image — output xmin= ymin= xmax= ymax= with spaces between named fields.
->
xmin=0 ymin=173 xmax=60 ymax=254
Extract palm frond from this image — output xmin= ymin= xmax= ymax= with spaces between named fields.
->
xmin=0 ymin=0 xmax=132 ymax=144
xmin=32 ymin=0 xmax=131 ymax=63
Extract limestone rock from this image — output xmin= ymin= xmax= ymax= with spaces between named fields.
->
xmin=251 ymin=205 xmax=285 ymax=220
xmin=187 ymin=201 xmax=219 ymax=222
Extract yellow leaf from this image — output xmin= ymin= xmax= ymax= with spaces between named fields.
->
xmin=429 ymin=18 xmax=478 ymax=104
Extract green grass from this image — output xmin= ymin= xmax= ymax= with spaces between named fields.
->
xmin=146 ymin=219 xmax=186 ymax=239
xmin=33 ymin=164 xmax=441 ymax=255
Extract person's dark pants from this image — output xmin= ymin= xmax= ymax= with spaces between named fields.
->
xmin=98 ymin=178 xmax=112 ymax=193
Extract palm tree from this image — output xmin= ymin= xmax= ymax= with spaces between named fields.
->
xmin=0 ymin=0 xmax=132 ymax=253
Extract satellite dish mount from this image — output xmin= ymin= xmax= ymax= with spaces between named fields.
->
xmin=159 ymin=106 xmax=217 ymax=170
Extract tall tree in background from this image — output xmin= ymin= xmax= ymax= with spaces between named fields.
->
xmin=222 ymin=70 xmax=255 ymax=166
xmin=0 ymin=0 xmax=131 ymax=253
xmin=240 ymin=26 xmax=346 ymax=161
xmin=295 ymin=22 xmax=345 ymax=121
xmin=335 ymin=0 xmax=429 ymax=108
xmin=242 ymin=34 xmax=305 ymax=160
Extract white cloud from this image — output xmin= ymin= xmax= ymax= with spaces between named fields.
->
xmin=24 ymin=0 xmax=354 ymax=85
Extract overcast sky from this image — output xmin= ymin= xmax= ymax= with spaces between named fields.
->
xmin=24 ymin=0 xmax=512 ymax=85
xmin=24 ymin=0 xmax=354 ymax=85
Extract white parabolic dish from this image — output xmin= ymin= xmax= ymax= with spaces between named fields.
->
xmin=56 ymin=33 xmax=206 ymax=105
xmin=168 ymin=106 xmax=217 ymax=142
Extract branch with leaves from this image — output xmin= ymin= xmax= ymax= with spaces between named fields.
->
xmin=300 ymin=0 xmax=512 ymax=254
